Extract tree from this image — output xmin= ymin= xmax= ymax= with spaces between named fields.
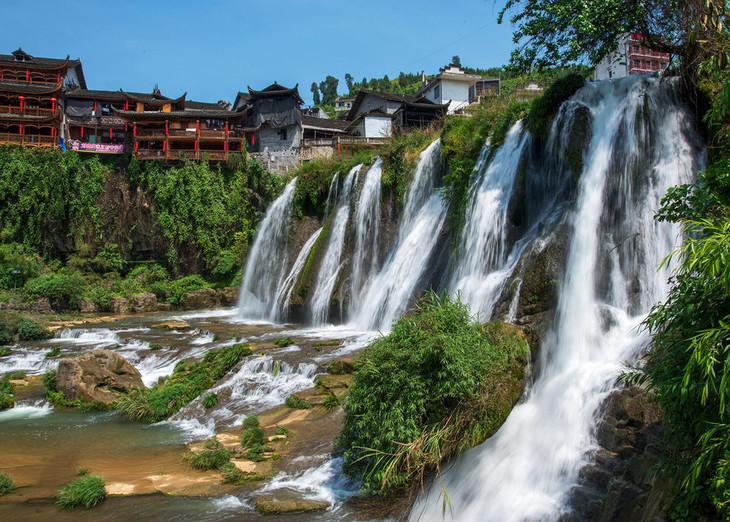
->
xmin=451 ymin=54 xmax=462 ymax=67
xmin=318 ymin=76 xmax=339 ymax=106
xmin=310 ymin=82 xmax=320 ymax=106
xmin=497 ymin=0 xmax=727 ymax=73
xmin=345 ymin=73 xmax=354 ymax=93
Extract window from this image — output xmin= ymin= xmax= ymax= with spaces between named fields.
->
xmin=278 ymin=128 xmax=288 ymax=140
xmin=433 ymin=85 xmax=440 ymax=100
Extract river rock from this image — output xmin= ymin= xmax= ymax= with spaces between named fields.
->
xmin=216 ymin=287 xmax=238 ymax=307
xmin=32 ymin=297 xmax=53 ymax=313
xmin=56 ymin=349 xmax=145 ymax=404
xmin=132 ymin=292 xmax=158 ymax=312
xmin=182 ymin=288 xmax=218 ymax=310
xmin=151 ymin=319 xmax=191 ymax=330
xmin=253 ymin=491 xmax=329 ymax=515
xmin=110 ymin=296 xmax=130 ymax=314
xmin=77 ymin=298 xmax=98 ymax=313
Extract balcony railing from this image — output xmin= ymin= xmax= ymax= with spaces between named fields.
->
xmin=0 ymin=133 xmax=57 ymax=147
xmin=336 ymin=136 xmax=389 ymax=146
xmin=0 ymin=105 xmax=55 ymax=117
xmin=135 ymin=149 xmax=232 ymax=162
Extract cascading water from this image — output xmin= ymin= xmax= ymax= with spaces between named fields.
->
xmin=350 ymin=159 xmax=382 ymax=302
xmin=271 ymin=227 xmax=323 ymax=321
xmin=351 ymin=139 xmax=448 ymax=331
xmin=411 ymin=76 xmax=701 ymax=521
xmin=238 ymin=178 xmax=297 ymax=319
xmin=449 ymin=122 xmax=530 ymax=315
xmin=310 ymin=165 xmax=360 ymax=324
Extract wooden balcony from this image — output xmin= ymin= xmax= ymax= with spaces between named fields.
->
xmin=0 ymin=105 xmax=55 ymax=117
xmin=336 ymin=136 xmax=389 ymax=146
xmin=135 ymin=149 xmax=232 ymax=162
xmin=0 ymin=133 xmax=57 ymax=147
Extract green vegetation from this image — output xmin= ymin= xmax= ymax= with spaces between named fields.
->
xmin=46 ymin=347 xmax=61 ymax=358
xmin=1 ymin=373 xmax=16 ymax=410
xmin=55 ymin=471 xmax=106 ymax=509
xmin=0 ymin=472 xmax=17 ymax=496
xmin=0 ymin=311 xmax=52 ymax=343
xmin=41 ymin=369 xmax=112 ymax=412
xmin=339 ymin=291 xmax=529 ymax=493
xmin=202 ymin=393 xmax=218 ymax=409
xmin=274 ymin=336 xmax=294 ymax=347
xmin=524 ymin=73 xmax=586 ymax=138
xmin=322 ymin=394 xmax=340 ymax=410
xmin=285 ymin=395 xmax=310 ymax=410
xmin=185 ymin=438 xmax=233 ymax=470
xmin=117 ymin=343 xmax=252 ymax=422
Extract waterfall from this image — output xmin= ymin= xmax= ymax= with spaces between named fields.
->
xmin=271 ymin=227 xmax=323 ymax=322
xmin=411 ymin=76 xmax=700 ymax=521
xmin=238 ymin=178 xmax=298 ymax=320
xmin=309 ymin=165 xmax=360 ymax=324
xmin=449 ymin=122 xmax=530 ymax=315
xmin=352 ymin=139 xmax=447 ymax=331
xmin=350 ymin=159 xmax=383 ymax=303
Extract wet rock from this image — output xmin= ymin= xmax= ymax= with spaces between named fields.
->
xmin=157 ymin=303 xmax=172 ymax=312
xmin=216 ymin=287 xmax=238 ymax=307
xmin=132 ymin=292 xmax=157 ymax=313
xmin=77 ymin=298 xmax=98 ymax=313
xmin=568 ymin=386 xmax=670 ymax=522
xmin=182 ymin=288 xmax=218 ymax=310
xmin=56 ymin=349 xmax=145 ymax=404
xmin=253 ymin=490 xmax=330 ymax=515
xmin=110 ymin=296 xmax=130 ymax=314
xmin=151 ymin=320 xmax=191 ymax=330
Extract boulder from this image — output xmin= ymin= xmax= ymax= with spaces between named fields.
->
xmin=56 ymin=349 xmax=145 ymax=404
xmin=182 ymin=288 xmax=218 ymax=310
xmin=77 ymin=298 xmax=98 ymax=313
xmin=151 ymin=320 xmax=191 ymax=330
xmin=216 ymin=287 xmax=238 ymax=307
xmin=33 ymin=298 xmax=53 ymax=314
xmin=132 ymin=292 xmax=158 ymax=313
xmin=110 ymin=296 xmax=130 ymax=314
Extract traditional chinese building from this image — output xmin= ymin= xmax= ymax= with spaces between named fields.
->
xmin=0 ymin=47 xmax=85 ymax=148
xmin=64 ymin=89 xmax=131 ymax=153
xmin=113 ymin=89 xmax=247 ymax=162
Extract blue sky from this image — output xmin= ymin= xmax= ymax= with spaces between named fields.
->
xmin=2 ymin=0 xmax=516 ymax=106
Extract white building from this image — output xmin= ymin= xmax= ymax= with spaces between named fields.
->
xmin=594 ymin=33 xmax=670 ymax=80
xmin=417 ymin=64 xmax=481 ymax=114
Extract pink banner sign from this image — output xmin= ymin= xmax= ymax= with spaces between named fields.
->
xmin=70 ymin=140 xmax=125 ymax=153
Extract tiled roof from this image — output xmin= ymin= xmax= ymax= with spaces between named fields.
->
xmin=301 ymin=115 xmax=349 ymax=131
xmin=0 ymin=81 xmax=63 ymax=95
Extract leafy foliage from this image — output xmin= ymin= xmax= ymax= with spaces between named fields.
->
xmin=185 ymin=438 xmax=232 ymax=470
xmin=0 ymin=472 xmax=16 ymax=496
xmin=524 ymin=73 xmax=586 ymax=138
xmin=117 ymin=343 xmax=251 ymax=422
xmin=625 ymin=161 xmax=730 ymax=518
xmin=285 ymin=395 xmax=310 ymax=409
xmin=55 ymin=473 xmax=106 ymax=509
xmin=339 ymin=291 xmax=529 ymax=492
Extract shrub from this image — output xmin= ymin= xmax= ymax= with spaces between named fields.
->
xmin=202 ymin=393 xmax=218 ymax=409
xmin=244 ymin=442 xmax=265 ymax=462
xmin=42 ymin=369 xmax=57 ymax=392
xmin=0 ymin=472 xmax=17 ymax=496
xmin=285 ymin=395 xmax=310 ymax=410
xmin=24 ymin=270 xmax=87 ymax=308
xmin=0 ymin=393 xmax=13 ymax=410
xmin=339 ymin=291 xmax=529 ymax=493
xmin=148 ymin=343 xmax=162 ymax=351
xmin=55 ymin=473 xmax=106 ymax=509
xmin=15 ymin=318 xmax=52 ymax=341
xmin=242 ymin=415 xmax=259 ymax=429
xmin=165 ymin=275 xmax=209 ymax=305
xmin=241 ymin=426 xmax=265 ymax=448
xmin=275 ymin=426 xmax=289 ymax=436
xmin=185 ymin=438 xmax=232 ymax=470
xmin=46 ymin=347 xmax=61 ymax=358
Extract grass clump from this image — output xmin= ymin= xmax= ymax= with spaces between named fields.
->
xmin=0 ymin=375 xmax=15 ymax=410
xmin=118 ymin=343 xmax=251 ymax=422
xmin=285 ymin=395 xmax=310 ymax=410
xmin=0 ymin=471 xmax=17 ymax=496
xmin=55 ymin=472 xmax=106 ymax=509
xmin=274 ymin=336 xmax=294 ymax=347
xmin=339 ymin=291 xmax=529 ymax=493
xmin=0 ymin=347 xmax=10 ymax=356
xmin=202 ymin=393 xmax=218 ymax=409
xmin=323 ymin=394 xmax=340 ymax=410
xmin=46 ymin=347 xmax=61 ymax=357
xmin=185 ymin=438 xmax=232 ymax=470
